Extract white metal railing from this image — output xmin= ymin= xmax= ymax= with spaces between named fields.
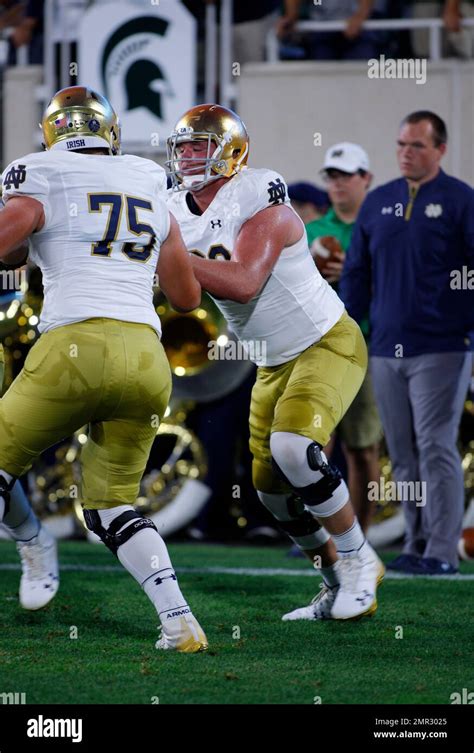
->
xmin=266 ymin=18 xmax=474 ymax=63
xmin=206 ymin=0 xmax=234 ymax=108
xmin=205 ymin=2 xmax=217 ymax=102
xmin=0 ymin=28 xmax=27 ymax=67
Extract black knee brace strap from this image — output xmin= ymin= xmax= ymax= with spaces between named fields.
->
xmin=83 ymin=509 xmax=157 ymax=557
xmin=274 ymin=493 xmax=322 ymax=536
xmin=272 ymin=442 xmax=342 ymax=507
xmin=278 ymin=510 xmax=323 ymax=537
xmin=0 ymin=474 xmax=15 ymax=517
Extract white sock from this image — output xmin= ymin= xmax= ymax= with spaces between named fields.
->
xmin=98 ymin=506 xmax=190 ymax=623
xmin=320 ymin=564 xmax=340 ymax=588
xmin=332 ymin=520 xmax=365 ymax=556
xmin=3 ymin=482 xmax=40 ymax=542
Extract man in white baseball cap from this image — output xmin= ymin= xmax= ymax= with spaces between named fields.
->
xmin=322 ymin=142 xmax=370 ymax=174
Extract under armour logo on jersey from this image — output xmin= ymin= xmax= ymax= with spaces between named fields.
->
xmin=210 ymin=219 xmax=222 ymax=229
xmin=3 ymin=164 xmax=27 ymax=190
xmin=381 ymin=206 xmax=393 ymax=214
xmin=425 ymin=203 xmax=442 ymax=218
xmin=267 ymin=178 xmax=286 ymax=205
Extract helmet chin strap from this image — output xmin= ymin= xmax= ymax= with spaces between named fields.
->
xmin=181 ymin=174 xmax=206 ymax=189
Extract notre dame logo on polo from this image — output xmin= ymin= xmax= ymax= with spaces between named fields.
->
xmin=3 ymin=164 xmax=27 ymax=191
xmin=267 ymin=178 xmax=286 ymax=206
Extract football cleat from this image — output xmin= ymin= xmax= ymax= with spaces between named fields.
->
xmin=331 ymin=543 xmax=385 ymax=620
xmin=282 ymin=583 xmax=338 ymax=621
xmin=156 ymin=613 xmax=208 ymax=653
xmin=17 ymin=526 xmax=59 ymax=610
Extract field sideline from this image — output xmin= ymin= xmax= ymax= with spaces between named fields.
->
xmin=0 ymin=541 xmax=472 ymax=705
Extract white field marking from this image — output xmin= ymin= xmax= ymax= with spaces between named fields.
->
xmin=0 ymin=563 xmax=473 ymax=581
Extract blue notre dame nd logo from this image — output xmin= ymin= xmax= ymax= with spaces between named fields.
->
xmin=3 ymin=164 xmax=27 ymax=190
xmin=267 ymin=178 xmax=286 ymax=205
xmin=88 ymin=118 xmax=100 ymax=133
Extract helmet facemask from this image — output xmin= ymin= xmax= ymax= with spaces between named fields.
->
xmin=166 ymin=129 xmax=246 ymax=192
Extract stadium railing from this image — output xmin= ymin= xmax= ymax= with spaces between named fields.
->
xmin=218 ymin=9 xmax=474 ymax=107
xmin=265 ymin=18 xmax=474 ymax=64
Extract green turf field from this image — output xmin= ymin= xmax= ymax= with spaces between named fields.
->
xmin=0 ymin=540 xmax=473 ymax=705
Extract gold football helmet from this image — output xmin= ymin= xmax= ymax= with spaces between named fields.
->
xmin=166 ymin=104 xmax=249 ymax=191
xmin=41 ymin=86 xmax=121 ymax=155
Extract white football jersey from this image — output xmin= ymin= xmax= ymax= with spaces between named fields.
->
xmin=167 ymin=167 xmax=344 ymax=366
xmin=1 ymin=150 xmax=170 ymax=336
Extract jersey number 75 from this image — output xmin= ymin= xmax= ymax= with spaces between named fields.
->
xmin=88 ymin=192 xmax=156 ymax=262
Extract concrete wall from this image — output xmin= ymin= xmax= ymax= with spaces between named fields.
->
xmin=238 ymin=61 xmax=474 ymax=189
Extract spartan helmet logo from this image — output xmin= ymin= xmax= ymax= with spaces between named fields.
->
xmin=101 ymin=16 xmax=173 ymax=121
xmin=125 ymin=60 xmax=167 ymax=120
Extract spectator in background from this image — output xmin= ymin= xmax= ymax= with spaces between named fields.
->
xmin=340 ymin=111 xmax=474 ymax=575
xmin=0 ymin=1 xmax=23 ymax=65
xmin=9 ymin=0 xmax=43 ymax=65
xmin=184 ymin=1 xmax=300 ymax=64
xmin=0 ymin=1 xmax=23 ymax=33
xmin=410 ymin=0 xmax=474 ymax=59
xmin=304 ymin=144 xmax=382 ymax=532
xmin=278 ymin=0 xmax=381 ymax=60
xmin=287 ymin=181 xmax=329 ymax=224
xmin=232 ymin=0 xmax=283 ymax=64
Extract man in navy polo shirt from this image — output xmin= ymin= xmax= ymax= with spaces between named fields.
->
xmin=340 ymin=111 xmax=474 ymax=574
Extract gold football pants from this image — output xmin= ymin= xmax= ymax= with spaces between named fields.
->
xmin=0 ymin=319 xmax=171 ymax=509
xmin=0 ymin=344 xmax=4 ymax=394
xmin=249 ymin=311 xmax=367 ymax=494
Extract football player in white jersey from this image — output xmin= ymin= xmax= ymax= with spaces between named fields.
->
xmin=0 ymin=87 xmax=207 ymax=652
xmin=166 ymin=104 xmax=385 ymax=621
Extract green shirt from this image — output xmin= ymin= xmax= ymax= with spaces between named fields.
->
xmin=306 ymin=207 xmax=354 ymax=251
xmin=305 ymin=208 xmax=369 ymax=338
